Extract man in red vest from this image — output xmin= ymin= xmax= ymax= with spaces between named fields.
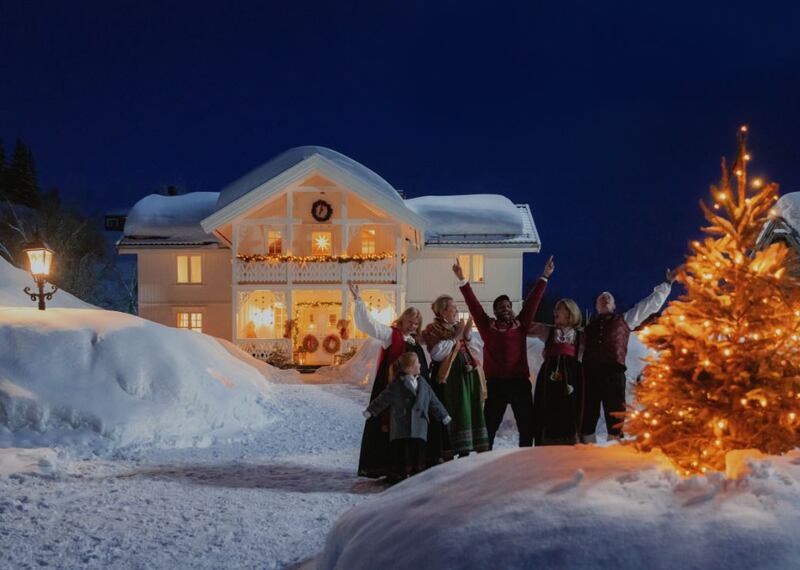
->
xmin=581 ymin=269 xmax=676 ymax=443
xmin=453 ymin=255 xmax=555 ymax=448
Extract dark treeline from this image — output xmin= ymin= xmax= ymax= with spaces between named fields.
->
xmin=0 ymin=138 xmax=136 ymax=312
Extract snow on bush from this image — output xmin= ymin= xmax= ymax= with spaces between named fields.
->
xmin=0 ymin=307 xmax=273 ymax=451
xmin=320 ymin=445 xmax=800 ymax=569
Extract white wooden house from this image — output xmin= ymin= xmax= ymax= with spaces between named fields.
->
xmin=118 ymin=146 xmax=541 ymax=365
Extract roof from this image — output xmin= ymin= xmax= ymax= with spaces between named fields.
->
xmin=202 ymin=146 xmax=426 ymax=233
xmin=421 ymin=204 xmax=540 ymax=249
xmin=405 ymin=194 xmax=540 ymax=249
xmin=118 ymin=192 xmax=220 ymax=248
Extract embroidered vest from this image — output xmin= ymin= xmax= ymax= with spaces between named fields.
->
xmin=584 ymin=313 xmax=629 ymax=370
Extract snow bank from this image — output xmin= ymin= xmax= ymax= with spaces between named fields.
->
xmin=405 ymin=194 xmax=523 ymax=236
xmin=0 ymin=307 xmax=273 ymax=451
xmin=0 ymin=447 xmax=58 ymax=477
xmin=321 ymin=445 xmax=800 ymax=569
xmin=124 ymin=192 xmax=219 ymax=241
xmin=0 ymin=256 xmax=92 ymax=309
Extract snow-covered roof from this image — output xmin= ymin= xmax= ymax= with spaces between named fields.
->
xmin=405 ymin=194 xmax=540 ymax=249
xmin=119 ymin=192 xmax=220 ymax=247
xmin=215 ymin=146 xmax=404 ymax=212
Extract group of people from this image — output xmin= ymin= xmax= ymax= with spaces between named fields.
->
xmin=352 ymin=256 xmax=675 ymax=482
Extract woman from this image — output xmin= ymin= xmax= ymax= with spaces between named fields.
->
xmin=349 ymin=282 xmax=434 ymax=478
xmin=422 ymin=295 xmax=490 ymax=458
xmin=529 ymin=298 xmax=585 ymax=446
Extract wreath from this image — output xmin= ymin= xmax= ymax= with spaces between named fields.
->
xmin=302 ymin=334 xmax=319 ymax=353
xmin=322 ymin=334 xmax=341 ymax=354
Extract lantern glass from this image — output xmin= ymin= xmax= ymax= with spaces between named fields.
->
xmin=26 ymin=247 xmax=53 ymax=277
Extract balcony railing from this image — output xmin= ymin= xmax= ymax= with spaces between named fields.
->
xmin=236 ymin=257 xmax=398 ymax=285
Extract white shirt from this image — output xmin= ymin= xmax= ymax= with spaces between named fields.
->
xmin=622 ymin=282 xmax=673 ymax=329
xmin=353 ymin=298 xmax=415 ymax=349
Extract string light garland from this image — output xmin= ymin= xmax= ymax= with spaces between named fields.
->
xmin=237 ymin=252 xmax=407 ymax=264
xmin=626 ymin=126 xmax=800 ymax=476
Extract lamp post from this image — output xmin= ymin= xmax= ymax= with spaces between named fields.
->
xmin=22 ymin=238 xmax=58 ymax=310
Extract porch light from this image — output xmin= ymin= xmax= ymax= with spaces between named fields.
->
xmin=22 ymin=237 xmax=58 ymax=310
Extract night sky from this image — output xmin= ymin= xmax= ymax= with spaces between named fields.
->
xmin=2 ymin=1 xmax=800 ymax=310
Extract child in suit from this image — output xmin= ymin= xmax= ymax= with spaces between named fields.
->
xmin=364 ymin=352 xmax=452 ymax=480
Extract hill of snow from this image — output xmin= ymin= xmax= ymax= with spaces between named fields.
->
xmin=0 ymin=256 xmax=93 ymax=309
xmin=0 ymin=306 xmax=275 ymax=451
xmin=320 ymin=445 xmax=800 ymax=569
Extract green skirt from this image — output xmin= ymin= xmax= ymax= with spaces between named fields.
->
xmin=440 ymin=366 xmax=490 ymax=456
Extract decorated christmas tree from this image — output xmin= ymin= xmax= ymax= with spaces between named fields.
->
xmin=627 ymin=126 xmax=800 ymax=475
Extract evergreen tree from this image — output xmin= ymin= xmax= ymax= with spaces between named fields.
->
xmin=7 ymin=139 xmax=41 ymax=208
xmin=627 ymin=127 xmax=800 ymax=475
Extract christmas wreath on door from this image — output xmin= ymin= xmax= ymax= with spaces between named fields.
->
xmin=302 ymin=334 xmax=319 ymax=353
xmin=322 ymin=334 xmax=341 ymax=354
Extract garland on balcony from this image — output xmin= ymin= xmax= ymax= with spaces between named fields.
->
xmin=236 ymin=252 xmax=407 ymax=264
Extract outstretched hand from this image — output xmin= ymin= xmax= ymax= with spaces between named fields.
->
xmin=542 ymin=255 xmax=555 ymax=278
xmin=452 ymin=257 xmax=465 ymax=281
xmin=454 ymin=318 xmax=467 ymax=338
xmin=347 ymin=281 xmax=360 ymax=300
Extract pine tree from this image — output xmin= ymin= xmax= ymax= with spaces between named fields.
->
xmin=6 ymin=139 xmax=41 ymax=208
xmin=626 ymin=127 xmax=800 ymax=476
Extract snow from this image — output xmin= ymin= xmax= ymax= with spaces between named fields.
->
xmin=215 ymin=146 xmax=404 ymax=213
xmin=774 ymin=191 xmax=800 ymax=233
xmin=0 ymin=307 xmax=275 ymax=450
xmin=405 ymin=194 xmax=524 ymax=237
xmin=320 ymin=444 xmax=800 ymax=569
xmin=123 ymin=192 xmax=219 ymax=242
xmin=0 ymin=256 xmax=93 ymax=309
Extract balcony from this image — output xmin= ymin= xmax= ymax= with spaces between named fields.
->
xmin=235 ymin=256 xmax=398 ymax=285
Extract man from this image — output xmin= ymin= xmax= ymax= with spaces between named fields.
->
xmin=581 ymin=269 xmax=676 ymax=443
xmin=453 ymin=255 xmax=555 ymax=448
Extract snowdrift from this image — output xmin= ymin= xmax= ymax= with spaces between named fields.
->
xmin=0 ymin=256 xmax=92 ymax=309
xmin=320 ymin=445 xmax=800 ymax=569
xmin=0 ymin=307 xmax=273 ymax=451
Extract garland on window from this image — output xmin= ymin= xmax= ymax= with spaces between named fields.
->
xmin=237 ymin=252 xmax=406 ymax=264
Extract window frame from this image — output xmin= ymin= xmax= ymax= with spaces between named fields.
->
xmin=176 ymin=253 xmax=204 ymax=285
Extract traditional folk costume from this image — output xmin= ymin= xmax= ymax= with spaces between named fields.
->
xmin=582 ymin=281 xmax=672 ymax=441
xmin=354 ymin=298 xmax=431 ymax=478
xmin=423 ymin=318 xmax=489 ymax=458
xmin=529 ymin=324 xmax=585 ymax=446
xmin=458 ymin=277 xmax=548 ymax=448
xmin=364 ymin=373 xmax=451 ymax=478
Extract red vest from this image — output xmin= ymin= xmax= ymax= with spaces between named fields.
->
xmin=584 ymin=314 xmax=630 ymax=370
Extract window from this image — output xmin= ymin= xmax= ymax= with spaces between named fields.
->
xmin=361 ymin=228 xmax=376 ymax=254
xmin=177 ymin=255 xmax=202 ymax=284
xmin=311 ymin=231 xmax=332 ymax=256
xmin=177 ymin=311 xmax=203 ymax=332
xmin=458 ymin=254 xmax=485 ymax=284
xmin=267 ymin=230 xmax=283 ymax=255
xmin=458 ymin=311 xmax=471 ymax=323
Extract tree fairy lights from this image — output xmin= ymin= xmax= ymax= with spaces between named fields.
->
xmin=627 ymin=126 xmax=800 ymax=476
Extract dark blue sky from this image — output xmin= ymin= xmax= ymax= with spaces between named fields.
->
xmin=2 ymin=1 xmax=800 ymax=309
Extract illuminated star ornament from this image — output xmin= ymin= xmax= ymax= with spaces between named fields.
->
xmin=314 ymin=234 xmax=331 ymax=253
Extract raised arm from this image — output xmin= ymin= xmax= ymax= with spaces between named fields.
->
xmin=622 ymin=268 xmax=676 ymax=330
xmin=453 ymin=258 xmax=492 ymax=330
xmin=349 ymin=281 xmax=393 ymax=347
xmin=527 ymin=321 xmax=549 ymax=341
xmin=518 ymin=256 xmax=554 ymax=327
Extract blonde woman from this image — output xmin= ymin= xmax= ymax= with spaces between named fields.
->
xmin=422 ymin=294 xmax=489 ymax=458
xmin=528 ymin=298 xmax=585 ymax=446
xmin=349 ymin=282 xmax=430 ymax=479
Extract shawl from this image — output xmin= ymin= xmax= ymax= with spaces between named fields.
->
xmin=422 ymin=317 xmax=487 ymax=400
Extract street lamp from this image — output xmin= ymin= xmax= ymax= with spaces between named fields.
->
xmin=22 ymin=237 xmax=58 ymax=310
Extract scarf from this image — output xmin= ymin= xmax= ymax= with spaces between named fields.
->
xmin=422 ymin=317 xmax=487 ymax=400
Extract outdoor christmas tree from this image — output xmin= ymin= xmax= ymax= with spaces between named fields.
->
xmin=627 ymin=126 xmax=800 ymax=476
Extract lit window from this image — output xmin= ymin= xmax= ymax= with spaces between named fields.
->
xmin=329 ymin=313 xmax=337 ymax=327
xmin=458 ymin=254 xmax=485 ymax=284
xmin=267 ymin=230 xmax=283 ymax=255
xmin=458 ymin=311 xmax=471 ymax=323
xmin=311 ymin=232 xmax=332 ymax=256
xmin=177 ymin=255 xmax=202 ymax=283
xmin=361 ymin=228 xmax=376 ymax=254
xmin=177 ymin=311 xmax=203 ymax=332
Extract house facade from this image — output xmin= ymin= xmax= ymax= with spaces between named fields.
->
xmin=118 ymin=146 xmax=541 ymax=365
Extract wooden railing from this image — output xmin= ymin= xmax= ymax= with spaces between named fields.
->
xmin=235 ymin=258 xmax=398 ymax=285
